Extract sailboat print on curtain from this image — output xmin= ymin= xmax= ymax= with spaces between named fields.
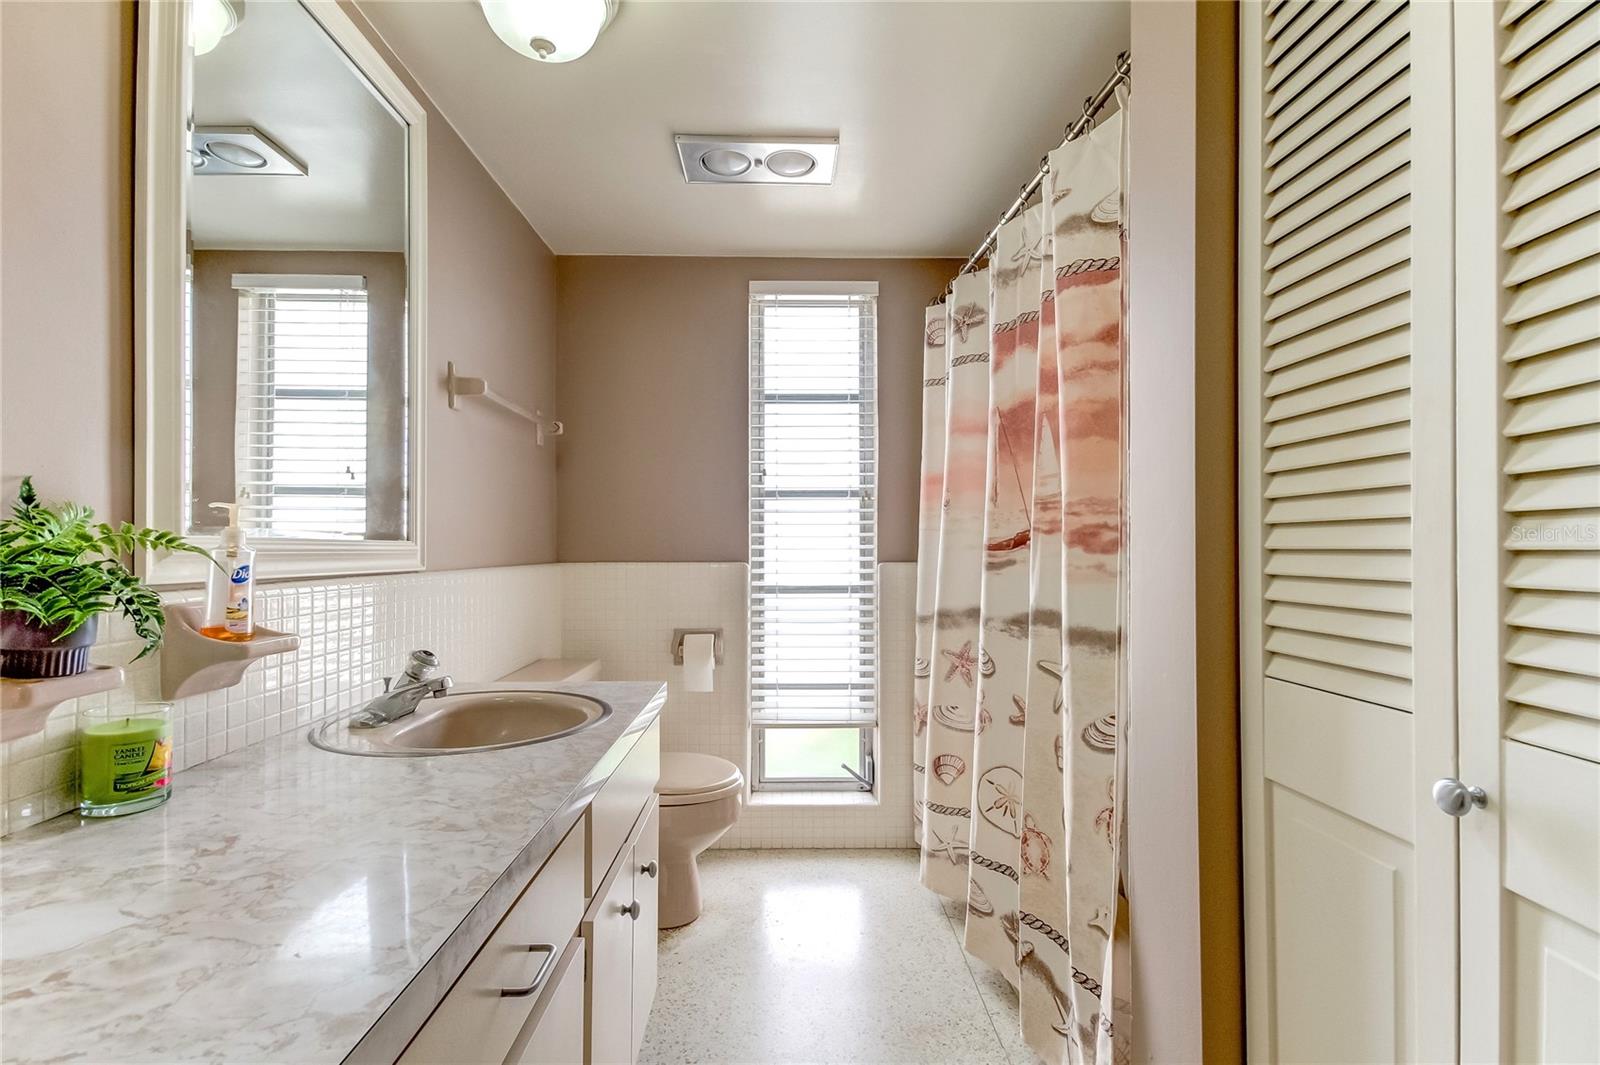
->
xmin=963 ymin=205 xmax=1043 ymax=983
xmin=911 ymin=303 xmax=948 ymax=843
xmin=918 ymin=268 xmax=991 ymax=899
xmin=914 ymin=100 xmax=1130 ymax=1065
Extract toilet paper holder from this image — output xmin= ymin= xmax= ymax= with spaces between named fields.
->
xmin=671 ymin=628 xmax=724 ymax=665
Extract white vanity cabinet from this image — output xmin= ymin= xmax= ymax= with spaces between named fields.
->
xmin=583 ymin=801 xmax=660 ymax=1065
xmin=397 ymin=719 xmax=662 ymax=1065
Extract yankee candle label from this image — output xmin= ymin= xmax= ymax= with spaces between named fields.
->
xmin=111 ymin=738 xmax=172 ymax=795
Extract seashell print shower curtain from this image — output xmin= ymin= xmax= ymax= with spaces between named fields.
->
xmin=914 ymin=104 xmax=1129 ymax=1065
xmin=918 ymin=266 xmax=993 ymax=900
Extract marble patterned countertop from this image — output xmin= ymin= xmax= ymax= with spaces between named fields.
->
xmin=0 ymin=681 xmax=666 ymax=1064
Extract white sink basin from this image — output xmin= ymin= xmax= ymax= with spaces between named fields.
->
xmin=310 ymin=688 xmax=610 ymax=756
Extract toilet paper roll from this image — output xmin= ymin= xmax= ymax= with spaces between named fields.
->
xmin=681 ymin=633 xmax=716 ymax=693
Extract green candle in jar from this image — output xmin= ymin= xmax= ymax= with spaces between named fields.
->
xmin=79 ymin=710 xmax=173 ymax=816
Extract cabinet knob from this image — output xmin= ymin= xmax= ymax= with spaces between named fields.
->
xmin=1432 ymin=778 xmax=1487 ymax=817
xmin=620 ymin=900 xmax=642 ymax=920
xmin=641 ymin=860 xmax=659 ymax=878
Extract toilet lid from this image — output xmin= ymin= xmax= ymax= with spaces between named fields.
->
xmin=657 ymin=752 xmax=743 ymax=805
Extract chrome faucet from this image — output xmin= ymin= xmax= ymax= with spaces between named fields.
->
xmin=349 ymin=650 xmax=453 ymax=729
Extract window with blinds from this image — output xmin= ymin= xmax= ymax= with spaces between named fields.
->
xmin=233 ymin=273 xmax=370 ymax=540
xmin=748 ymin=282 xmax=878 ymax=787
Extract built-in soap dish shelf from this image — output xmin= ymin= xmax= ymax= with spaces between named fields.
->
xmin=159 ymin=605 xmax=299 ymax=701
xmin=0 ymin=666 xmax=126 ymax=742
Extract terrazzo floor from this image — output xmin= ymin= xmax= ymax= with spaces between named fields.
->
xmin=638 ymin=849 xmax=1042 ymax=1065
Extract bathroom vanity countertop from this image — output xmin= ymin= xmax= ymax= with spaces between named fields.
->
xmin=0 ymin=681 xmax=667 ymax=1065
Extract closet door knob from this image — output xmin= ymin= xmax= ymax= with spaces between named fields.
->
xmin=641 ymin=860 xmax=659 ymax=878
xmin=620 ymin=900 xmax=642 ymax=920
xmin=1432 ymin=778 xmax=1487 ymax=817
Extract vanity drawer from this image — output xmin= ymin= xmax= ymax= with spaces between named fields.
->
xmin=503 ymin=938 xmax=586 ymax=1065
xmin=399 ymin=821 xmax=586 ymax=1065
xmin=586 ymin=719 xmax=660 ymax=894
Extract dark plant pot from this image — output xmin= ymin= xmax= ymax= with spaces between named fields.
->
xmin=0 ymin=611 xmax=98 ymax=680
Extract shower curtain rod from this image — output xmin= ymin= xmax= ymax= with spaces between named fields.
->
xmin=942 ymin=50 xmax=1131 ymax=291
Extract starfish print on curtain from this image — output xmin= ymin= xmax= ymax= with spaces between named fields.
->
xmin=918 ymin=267 xmax=991 ymax=901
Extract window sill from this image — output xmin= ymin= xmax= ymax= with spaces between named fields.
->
xmin=748 ymin=790 xmax=880 ymax=808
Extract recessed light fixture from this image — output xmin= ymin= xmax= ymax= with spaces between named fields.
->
xmin=478 ymin=0 xmax=619 ymax=64
xmin=675 ymin=136 xmax=838 ymax=185
xmin=191 ymin=126 xmax=307 ymax=176
xmin=763 ymin=149 xmax=817 ymax=179
xmin=700 ymin=149 xmax=753 ymax=178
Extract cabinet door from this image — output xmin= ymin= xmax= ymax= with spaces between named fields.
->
xmin=630 ymin=803 xmax=660 ymax=1063
xmin=506 ymin=939 xmax=586 ymax=1065
xmin=583 ymin=847 xmax=637 ymax=1065
xmin=1455 ymin=2 xmax=1600 ymax=1060
xmin=1238 ymin=1 xmax=1460 ymax=1060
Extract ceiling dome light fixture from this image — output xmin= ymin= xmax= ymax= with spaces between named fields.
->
xmin=191 ymin=0 xmax=243 ymax=57
xmin=478 ymin=0 xmax=619 ymax=64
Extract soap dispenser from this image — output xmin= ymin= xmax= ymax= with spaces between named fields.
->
xmin=201 ymin=502 xmax=256 ymax=641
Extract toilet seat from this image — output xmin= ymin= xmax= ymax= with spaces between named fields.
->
xmin=658 ymin=752 xmax=744 ymax=807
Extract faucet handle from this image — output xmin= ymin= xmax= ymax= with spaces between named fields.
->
xmin=402 ymin=650 xmax=440 ymax=684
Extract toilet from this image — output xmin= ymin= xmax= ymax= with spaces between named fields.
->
xmin=656 ymin=752 xmax=744 ymax=928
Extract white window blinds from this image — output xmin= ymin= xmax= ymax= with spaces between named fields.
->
xmin=749 ymin=283 xmax=878 ymax=726
xmin=233 ymin=273 xmax=370 ymax=539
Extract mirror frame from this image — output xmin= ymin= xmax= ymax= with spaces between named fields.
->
xmin=135 ymin=0 xmax=428 ymax=584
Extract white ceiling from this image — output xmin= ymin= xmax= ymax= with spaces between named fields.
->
xmin=359 ymin=1 xmax=1129 ymax=258
xmin=192 ymin=0 xmax=407 ymax=251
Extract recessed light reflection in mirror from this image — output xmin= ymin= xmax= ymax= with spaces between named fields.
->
xmin=204 ymin=140 xmax=269 ymax=169
xmin=760 ymin=884 xmax=862 ymax=964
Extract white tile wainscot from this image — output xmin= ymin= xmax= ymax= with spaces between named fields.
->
xmin=560 ymin=561 xmax=915 ymax=848
xmin=0 ymin=565 xmax=562 ymax=836
xmin=3 ymin=560 xmax=915 ymax=846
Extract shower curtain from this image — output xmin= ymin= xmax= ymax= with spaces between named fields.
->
xmin=914 ymin=103 xmax=1129 ymax=1065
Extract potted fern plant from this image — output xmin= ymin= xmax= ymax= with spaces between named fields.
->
xmin=0 ymin=477 xmax=209 ymax=679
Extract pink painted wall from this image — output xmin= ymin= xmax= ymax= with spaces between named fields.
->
xmin=0 ymin=0 xmax=558 ymax=570
xmin=553 ymin=256 xmax=958 ymax=563
xmin=0 ymin=1 xmax=135 ymax=523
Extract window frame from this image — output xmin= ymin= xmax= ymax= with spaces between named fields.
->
xmin=747 ymin=280 xmax=880 ymax=793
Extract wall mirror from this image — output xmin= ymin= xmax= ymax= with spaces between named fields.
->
xmin=136 ymin=0 xmax=427 ymax=583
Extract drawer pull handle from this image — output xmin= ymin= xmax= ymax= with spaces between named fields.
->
xmin=620 ymin=900 xmax=642 ymax=920
xmin=641 ymin=860 xmax=659 ymax=878
xmin=499 ymin=943 xmax=558 ymax=998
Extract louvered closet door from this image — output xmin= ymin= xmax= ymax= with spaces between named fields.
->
xmin=1456 ymin=2 xmax=1600 ymax=1061
xmin=1239 ymin=2 xmax=1459 ymax=1061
